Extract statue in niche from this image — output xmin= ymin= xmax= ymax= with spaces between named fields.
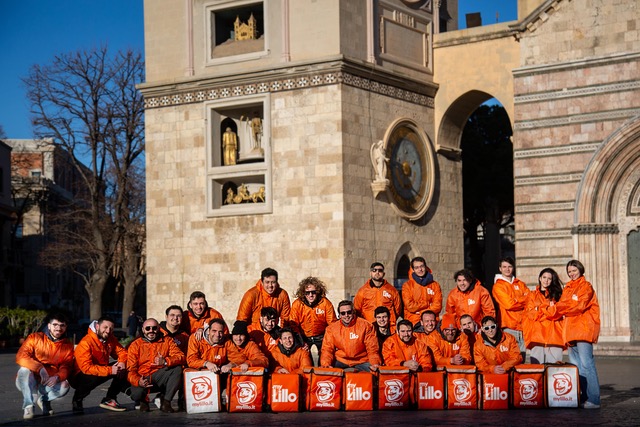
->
xmin=222 ymin=127 xmax=238 ymax=165
xmin=370 ymin=139 xmax=389 ymax=183
xmin=240 ymin=113 xmax=264 ymax=159
xmin=251 ymin=186 xmax=265 ymax=203
xmin=223 ymin=184 xmax=265 ymax=205
xmin=225 ymin=188 xmax=235 ymax=205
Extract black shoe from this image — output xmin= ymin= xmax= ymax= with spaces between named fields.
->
xmin=160 ymin=400 xmax=175 ymax=413
xmin=139 ymin=401 xmax=150 ymax=412
xmin=72 ymin=400 xmax=84 ymax=414
xmin=177 ymin=401 xmax=186 ymax=412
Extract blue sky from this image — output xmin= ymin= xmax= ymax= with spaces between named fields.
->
xmin=0 ymin=0 xmax=516 ymax=139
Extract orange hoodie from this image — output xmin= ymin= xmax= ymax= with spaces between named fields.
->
xmin=492 ymin=276 xmax=530 ymax=330
xmin=180 ymin=306 xmax=226 ymax=334
xmin=473 ymin=331 xmax=522 ymax=373
xmin=186 ymin=335 xmax=246 ymax=369
xmin=271 ymin=345 xmax=313 ymax=374
xmin=74 ymin=322 xmax=128 ymax=376
xmin=522 ymin=287 xmax=564 ymax=348
xmin=430 ymin=331 xmax=472 ymax=367
xmin=237 ymin=279 xmax=291 ymax=326
xmin=554 ymin=276 xmax=600 ymax=345
xmin=353 ymin=279 xmax=402 ymax=327
xmin=127 ymin=335 xmax=185 ymax=386
xmin=16 ymin=332 xmax=74 ymax=381
xmin=445 ymin=280 xmax=495 ymax=326
xmin=320 ymin=316 xmax=381 ymax=367
xmin=381 ymin=334 xmax=433 ymax=371
xmin=233 ymin=340 xmax=269 ymax=368
xmin=402 ymin=267 xmax=443 ymax=324
xmin=290 ymin=297 xmax=337 ymax=337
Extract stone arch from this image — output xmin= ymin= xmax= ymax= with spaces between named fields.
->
xmin=393 ymin=241 xmax=419 ymax=290
xmin=436 ymin=90 xmax=494 ymax=153
xmin=573 ymin=115 xmax=640 ymax=341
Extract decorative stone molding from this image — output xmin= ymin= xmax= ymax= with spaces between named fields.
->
xmin=515 ymin=173 xmax=582 ymax=186
xmin=514 ymin=80 xmax=640 ymax=104
xmin=514 ymin=108 xmax=640 ymax=131
xmin=515 ymin=201 xmax=575 ymax=213
xmin=514 ymin=143 xmax=599 ymax=159
xmin=517 ymin=229 xmax=573 ymax=240
xmin=571 ymin=223 xmax=619 ymax=235
xmin=144 ymin=70 xmax=434 ymax=110
xmin=517 ymin=256 xmax=572 ymax=267
xmin=513 ymin=51 xmax=640 ymax=77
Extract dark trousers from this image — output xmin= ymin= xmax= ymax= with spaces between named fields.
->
xmin=304 ymin=334 xmax=324 ymax=366
xmin=72 ymin=371 xmax=130 ymax=402
xmin=130 ymin=366 xmax=183 ymax=402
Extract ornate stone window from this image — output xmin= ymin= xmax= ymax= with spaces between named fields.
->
xmin=205 ymin=93 xmax=271 ymax=216
xmin=206 ymin=1 xmax=267 ymax=65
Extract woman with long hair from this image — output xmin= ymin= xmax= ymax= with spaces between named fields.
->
xmin=523 ymin=267 xmax=565 ymax=364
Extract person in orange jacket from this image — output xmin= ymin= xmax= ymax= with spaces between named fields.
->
xmin=354 ymin=262 xmax=402 ymax=330
xmin=186 ymin=318 xmax=246 ymax=371
xmin=414 ymin=310 xmax=439 ymax=362
xmin=523 ymin=268 xmax=565 ymax=364
xmin=15 ymin=312 xmax=74 ymax=419
xmin=289 ymin=276 xmax=336 ymax=364
xmin=271 ymin=328 xmax=313 ymax=374
xmin=473 ymin=316 xmax=522 ymax=374
xmin=248 ymin=307 xmax=282 ymax=367
xmin=382 ymin=319 xmax=433 ymax=372
xmin=237 ymin=267 xmax=291 ymax=327
xmin=127 ymin=318 xmax=185 ymax=413
xmin=431 ymin=313 xmax=472 ymax=368
xmin=459 ymin=314 xmax=479 ymax=364
xmin=492 ymin=257 xmax=530 ymax=361
xmin=320 ymin=300 xmax=381 ymax=372
xmin=554 ymin=259 xmax=601 ymax=409
xmin=446 ymin=269 xmax=495 ymax=326
xmin=402 ymin=257 xmax=443 ymax=326
xmin=180 ymin=291 xmax=226 ymax=340
xmin=71 ymin=316 xmax=129 ymax=414
xmin=230 ymin=321 xmax=269 ymax=369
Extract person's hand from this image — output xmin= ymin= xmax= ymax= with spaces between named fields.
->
xmin=369 ymin=364 xmax=379 ymax=372
xmin=302 ymin=343 xmax=310 ymax=351
xmin=139 ymin=376 xmax=152 ymax=388
xmin=220 ymin=363 xmax=234 ymax=374
xmin=451 ymin=354 xmax=464 ymax=365
xmin=205 ymin=361 xmax=219 ymax=373
xmin=43 ymin=375 xmax=59 ymax=387
xmin=153 ymin=353 xmax=165 ymax=366
xmin=111 ymin=364 xmax=120 ymax=375
xmin=239 ymin=363 xmax=249 ymax=372
xmin=195 ymin=328 xmax=204 ymax=341
xmin=403 ymin=360 xmax=419 ymax=371
xmin=39 ymin=368 xmax=49 ymax=384
xmin=277 ymin=367 xmax=290 ymax=374
xmin=493 ymin=365 xmax=506 ymax=374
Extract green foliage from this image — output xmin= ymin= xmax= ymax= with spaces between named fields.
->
xmin=0 ymin=307 xmax=48 ymax=338
xmin=119 ymin=335 xmax=135 ymax=348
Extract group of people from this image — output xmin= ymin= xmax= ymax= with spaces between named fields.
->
xmin=15 ymin=259 xmax=601 ymax=418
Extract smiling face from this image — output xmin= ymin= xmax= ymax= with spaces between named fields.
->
xmin=232 ymin=333 xmax=246 ymax=347
xmin=499 ymin=261 xmax=514 ymax=279
xmin=539 ymin=272 xmax=553 ymax=290
xmin=47 ymin=319 xmax=67 ymax=340
xmin=280 ymin=331 xmax=295 ymax=350
xmin=304 ymin=285 xmax=318 ymax=304
xmin=96 ymin=320 xmax=114 ymax=341
xmin=375 ymin=312 xmax=389 ymax=328
xmin=260 ymin=315 xmax=277 ymax=332
xmin=412 ymin=260 xmax=427 ymax=277
xmin=208 ymin=322 xmax=224 ymax=345
xmin=339 ymin=304 xmax=354 ymax=326
xmin=482 ymin=320 xmax=498 ymax=340
xmin=190 ymin=297 xmax=207 ymax=317
xmin=421 ymin=313 xmax=436 ymax=333
xmin=567 ymin=265 xmax=581 ymax=281
xmin=456 ymin=275 xmax=471 ymax=292
xmin=397 ymin=324 xmax=413 ymax=343
xmin=262 ymin=275 xmax=278 ymax=295
xmin=142 ymin=319 xmax=159 ymax=340
xmin=166 ymin=309 xmax=182 ymax=329
xmin=442 ymin=327 xmax=458 ymax=343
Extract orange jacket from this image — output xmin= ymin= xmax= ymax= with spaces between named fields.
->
xmin=127 ymin=335 xmax=185 ymax=386
xmin=353 ymin=280 xmax=402 ymax=327
xmin=492 ymin=276 xmax=530 ymax=330
xmin=237 ymin=279 xmax=291 ymax=326
xmin=271 ymin=345 xmax=313 ymax=374
xmin=381 ymin=334 xmax=433 ymax=371
xmin=402 ymin=267 xmax=443 ymax=324
xmin=445 ymin=281 xmax=495 ymax=326
xmin=16 ymin=332 xmax=74 ymax=381
xmin=234 ymin=340 xmax=269 ymax=368
xmin=473 ymin=331 xmax=522 ymax=373
xmin=522 ymin=287 xmax=564 ymax=348
xmin=555 ymin=276 xmax=600 ymax=344
xmin=290 ymin=297 xmax=337 ymax=338
xmin=186 ymin=335 xmax=246 ymax=369
xmin=180 ymin=306 xmax=226 ymax=334
xmin=74 ymin=323 xmax=127 ymax=377
xmin=320 ymin=316 xmax=381 ymax=367
xmin=430 ymin=331 xmax=472 ymax=367
xmin=248 ymin=326 xmax=280 ymax=366
xmin=159 ymin=322 xmax=190 ymax=356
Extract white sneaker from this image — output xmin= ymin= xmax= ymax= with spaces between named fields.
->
xmin=23 ymin=405 xmax=34 ymax=419
xmin=583 ymin=401 xmax=601 ymax=409
xmin=154 ymin=396 xmax=161 ymax=408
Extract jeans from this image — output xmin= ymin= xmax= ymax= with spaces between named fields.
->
xmin=15 ymin=367 xmax=70 ymax=409
xmin=334 ymin=360 xmax=372 ymax=372
xmin=304 ymin=335 xmax=324 ymax=366
xmin=568 ymin=341 xmax=600 ymax=405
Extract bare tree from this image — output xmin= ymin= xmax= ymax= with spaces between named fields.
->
xmin=23 ymin=47 xmax=145 ymax=322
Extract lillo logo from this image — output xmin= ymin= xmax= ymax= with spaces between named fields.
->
xmin=236 ymin=381 xmax=257 ymax=405
xmin=316 ymin=381 xmax=336 ymax=402
xmin=452 ymin=378 xmax=472 ymax=403
xmin=384 ymin=379 xmax=404 ymax=402
xmin=552 ymin=373 xmax=573 ymax=396
xmin=191 ymin=376 xmax=213 ymax=401
xmin=347 ymin=382 xmax=371 ymax=401
xmin=518 ymin=378 xmax=538 ymax=401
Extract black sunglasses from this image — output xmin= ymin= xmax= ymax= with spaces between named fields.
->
xmin=144 ymin=326 xmax=158 ymax=332
xmin=305 ymin=290 xmax=317 ymax=295
xmin=340 ymin=310 xmax=354 ymax=316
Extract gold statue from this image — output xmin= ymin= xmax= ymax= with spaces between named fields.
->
xmin=222 ymin=127 xmax=238 ymax=165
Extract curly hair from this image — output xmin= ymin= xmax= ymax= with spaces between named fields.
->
xmin=295 ymin=276 xmax=328 ymax=300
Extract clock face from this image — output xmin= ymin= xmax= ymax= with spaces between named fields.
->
xmin=385 ymin=123 xmax=432 ymax=219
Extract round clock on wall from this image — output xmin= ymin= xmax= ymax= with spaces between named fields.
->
xmin=384 ymin=119 xmax=435 ymax=221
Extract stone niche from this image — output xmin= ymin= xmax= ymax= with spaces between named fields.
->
xmin=207 ymin=1 xmax=265 ymax=61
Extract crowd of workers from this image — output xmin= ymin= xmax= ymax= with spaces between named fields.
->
xmin=14 ymin=258 xmax=601 ymax=418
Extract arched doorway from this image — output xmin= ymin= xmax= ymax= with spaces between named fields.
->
xmin=628 ymin=229 xmax=640 ymax=342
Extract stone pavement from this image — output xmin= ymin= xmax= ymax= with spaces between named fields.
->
xmin=1 ymin=350 xmax=638 ymax=426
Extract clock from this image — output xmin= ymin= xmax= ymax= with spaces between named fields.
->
xmin=384 ymin=119 xmax=435 ymax=220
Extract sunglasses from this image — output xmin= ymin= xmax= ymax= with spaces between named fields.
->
xmin=371 ymin=268 xmax=384 ymax=272
xmin=340 ymin=310 xmax=354 ymax=316
xmin=305 ymin=291 xmax=317 ymax=295
xmin=482 ymin=324 xmax=497 ymax=331
xmin=144 ymin=326 xmax=158 ymax=332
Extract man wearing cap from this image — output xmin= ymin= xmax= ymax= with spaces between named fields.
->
xmin=382 ymin=319 xmax=433 ymax=372
xmin=187 ymin=318 xmax=248 ymax=375
xmin=320 ymin=300 xmax=381 ymax=372
xmin=402 ymin=257 xmax=443 ymax=327
xmin=237 ymin=267 xmax=291 ymax=327
xmin=354 ymin=262 xmax=402 ymax=330
xmin=230 ymin=320 xmax=268 ymax=369
xmin=127 ymin=318 xmax=185 ymax=413
xmin=430 ymin=313 xmax=472 ymax=368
